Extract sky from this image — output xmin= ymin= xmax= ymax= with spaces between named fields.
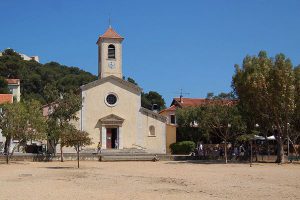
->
xmin=1 ymin=0 xmax=300 ymax=106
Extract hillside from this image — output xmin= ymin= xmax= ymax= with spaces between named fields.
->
xmin=0 ymin=49 xmax=97 ymax=104
xmin=0 ymin=49 xmax=166 ymax=110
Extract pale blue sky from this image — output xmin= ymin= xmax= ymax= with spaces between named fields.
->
xmin=1 ymin=0 xmax=300 ymax=105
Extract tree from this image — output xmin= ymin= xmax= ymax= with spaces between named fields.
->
xmin=124 ymin=76 xmax=166 ymax=111
xmin=291 ymin=66 xmax=300 ymax=150
xmin=61 ymin=125 xmax=92 ymax=168
xmin=232 ymin=51 xmax=295 ymax=163
xmin=0 ymin=100 xmax=46 ymax=164
xmin=47 ymin=92 xmax=82 ymax=162
xmin=0 ymin=77 xmax=9 ymax=93
xmin=175 ymin=106 xmax=207 ymax=142
xmin=199 ymin=105 xmax=245 ymax=163
xmin=141 ymin=91 xmax=166 ymax=111
xmin=127 ymin=77 xmax=138 ymax=85
xmin=43 ymin=83 xmax=60 ymax=104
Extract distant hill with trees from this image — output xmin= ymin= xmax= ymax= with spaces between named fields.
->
xmin=0 ymin=49 xmax=97 ymax=104
xmin=0 ymin=49 xmax=166 ymax=110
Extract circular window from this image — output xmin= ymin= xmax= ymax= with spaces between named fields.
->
xmin=105 ymin=93 xmax=118 ymax=106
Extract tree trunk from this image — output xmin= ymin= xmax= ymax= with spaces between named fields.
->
xmin=60 ymin=145 xmax=64 ymax=162
xmin=266 ymin=139 xmax=270 ymax=159
xmin=4 ymin=137 xmax=11 ymax=164
xmin=276 ymin=137 xmax=284 ymax=163
xmin=77 ymin=143 xmax=80 ymax=168
xmin=9 ymin=141 xmax=22 ymax=159
xmin=224 ymin=141 xmax=228 ymax=164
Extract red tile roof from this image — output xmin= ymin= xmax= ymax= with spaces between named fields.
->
xmin=172 ymin=98 xmax=237 ymax=108
xmin=97 ymin=27 xmax=124 ymax=43
xmin=0 ymin=94 xmax=13 ymax=104
xmin=159 ymin=105 xmax=176 ymax=114
xmin=5 ymin=79 xmax=20 ymax=85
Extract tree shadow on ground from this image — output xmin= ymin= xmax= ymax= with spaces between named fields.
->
xmin=0 ymin=161 xmax=31 ymax=165
xmin=164 ymin=160 xmax=254 ymax=165
xmin=44 ymin=166 xmax=74 ymax=169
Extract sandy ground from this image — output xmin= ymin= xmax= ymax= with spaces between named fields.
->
xmin=0 ymin=161 xmax=300 ymax=200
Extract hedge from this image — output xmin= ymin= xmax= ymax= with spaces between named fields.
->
xmin=170 ymin=141 xmax=196 ymax=155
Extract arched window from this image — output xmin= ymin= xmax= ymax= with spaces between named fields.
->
xmin=149 ymin=125 xmax=156 ymax=136
xmin=108 ymin=44 xmax=115 ymax=59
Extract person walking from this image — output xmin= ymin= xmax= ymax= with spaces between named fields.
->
xmin=97 ymin=141 xmax=102 ymax=154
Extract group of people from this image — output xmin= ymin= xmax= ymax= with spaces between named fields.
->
xmin=195 ymin=142 xmax=247 ymax=160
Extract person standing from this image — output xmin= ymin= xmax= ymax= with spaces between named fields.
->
xmin=97 ymin=141 xmax=102 ymax=154
xmin=115 ymin=139 xmax=118 ymax=149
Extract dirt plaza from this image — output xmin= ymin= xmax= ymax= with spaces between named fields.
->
xmin=0 ymin=160 xmax=300 ymax=200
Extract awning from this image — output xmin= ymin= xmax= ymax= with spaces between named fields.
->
xmin=253 ymin=135 xmax=276 ymax=140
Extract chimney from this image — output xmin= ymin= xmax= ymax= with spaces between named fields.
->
xmin=151 ymin=104 xmax=159 ymax=113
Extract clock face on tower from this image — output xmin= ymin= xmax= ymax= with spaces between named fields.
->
xmin=108 ymin=61 xmax=116 ymax=69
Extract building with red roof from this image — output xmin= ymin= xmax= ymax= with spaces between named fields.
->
xmin=160 ymin=97 xmax=237 ymax=148
xmin=160 ymin=97 xmax=237 ymax=125
xmin=5 ymin=79 xmax=20 ymax=102
xmin=0 ymin=94 xmax=13 ymax=104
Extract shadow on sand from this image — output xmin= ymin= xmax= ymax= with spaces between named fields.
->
xmin=44 ymin=166 xmax=74 ymax=169
xmin=0 ymin=161 xmax=31 ymax=165
xmin=164 ymin=160 xmax=254 ymax=165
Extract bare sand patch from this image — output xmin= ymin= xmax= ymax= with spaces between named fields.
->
xmin=0 ymin=161 xmax=300 ymax=200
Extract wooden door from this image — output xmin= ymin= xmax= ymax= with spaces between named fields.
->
xmin=106 ymin=128 xmax=112 ymax=149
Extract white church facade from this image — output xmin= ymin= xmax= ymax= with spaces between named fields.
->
xmin=75 ymin=27 xmax=167 ymax=154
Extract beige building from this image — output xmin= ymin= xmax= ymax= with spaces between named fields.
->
xmin=75 ymin=26 xmax=167 ymax=154
xmin=6 ymin=79 xmax=21 ymax=102
xmin=0 ymin=79 xmax=21 ymax=152
xmin=0 ymin=50 xmax=39 ymax=63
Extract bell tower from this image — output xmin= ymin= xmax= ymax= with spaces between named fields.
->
xmin=96 ymin=26 xmax=124 ymax=79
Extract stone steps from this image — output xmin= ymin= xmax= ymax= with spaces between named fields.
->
xmin=96 ymin=148 xmax=159 ymax=161
xmin=99 ymin=155 xmax=158 ymax=162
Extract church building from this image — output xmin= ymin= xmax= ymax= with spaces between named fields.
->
xmin=76 ymin=26 xmax=167 ymax=154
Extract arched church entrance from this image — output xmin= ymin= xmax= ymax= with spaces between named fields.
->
xmin=106 ymin=127 xmax=118 ymax=149
xmin=98 ymin=114 xmax=124 ymax=149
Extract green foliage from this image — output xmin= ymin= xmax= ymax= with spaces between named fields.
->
xmin=127 ymin=77 xmax=138 ymax=85
xmin=175 ymin=93 xmax=244 ymax=144
xmin=0 ymin=100 xmax=46 ymax=163
xmin=0 ymin=49 xmax=97 ymax=104
xmin=199 ymin=105 xmax=245 ymax=141
xmin=49 ymin=92 xmax=81 ymax=123
xmin=206 ymin=92 xmax=236 ymax=100
xmin=141 ymin=91 xmax=166 ymax=111
xmin=292 ymin=65 xmax=300 ymax=143
xmin=124 ymin=76 xmax=166 ymax=111
xmin=47 ymin=92 xmax=82 ymax=149
xmin=0 ymin=76 xmax=9 ymax=93
xmin=0 ymin=100 xmax=46 ymax=141
xmin=170 ymin=141 xmax=196 ymax=155
xmin=232 ymin=51 xmax=296 ymax=163
xmin=61 ymin=124 xmax=92 ymax=151
xmin=47 ymin=92 xmax=82 ymax=161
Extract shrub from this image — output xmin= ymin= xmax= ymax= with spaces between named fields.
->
xmin=170 ymin=141 xmax=196 ymax=155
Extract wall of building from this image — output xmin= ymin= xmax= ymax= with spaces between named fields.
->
xmin=99 ymin=39 xmax=122 ymax=79
xmin=138 ymin=112 xmax=166 ymax=154
xmin=166 ymin=124 xmax=176 ymax=154
xmin=79 ymin=79 xmax=141 ymax=149
xmin=7 ymin=84 xmax=20 ymax=102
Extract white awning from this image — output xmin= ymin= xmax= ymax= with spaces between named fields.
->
xmin=253 ymin=135 xmax=276 ymax=140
